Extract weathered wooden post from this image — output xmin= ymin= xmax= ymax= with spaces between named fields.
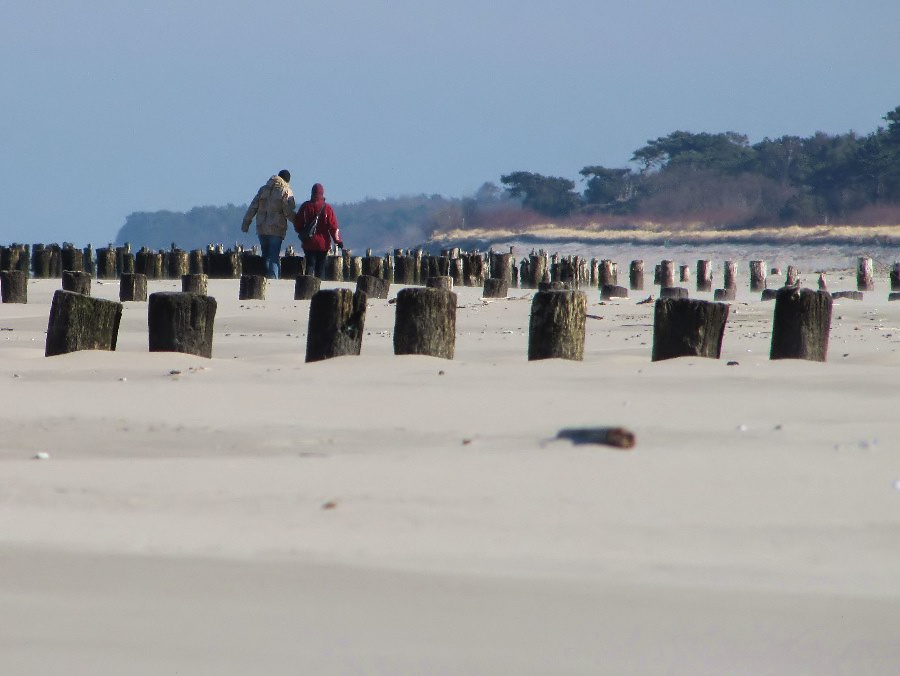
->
xmin=629 ymin=260 xmax=644 ymax=290
xmin=658 ymin=260 xmax=675 ymax=288
xmin=45 ymin=290 xmax=122 ymax=356
xmin=60 ymin=246 xmax=84 ymax=273
xmin=346 ymin=256 xmax=363 ymax=281
xmin=660 ymin=286 xmax=689 ymax=299
xmin=696 ymin=260 xmax=712 ymax=292
xmin=489 ymin=252 xmax=514 ymax=287
xmin=785 ymin=265 xmax=800 ymax=287
xmin=483 ymin=278 xmax=508 ymax=298
xmin=393 ymin=287 xmax=457 ymax=359
xmin=280 ymin=254 xmax=303 ymax=279
xmin=240 ymin=252 xmax=266 ymax=277
xmin=714 ymin=288 xmax=736 ymax=301
xmin=463 ymin=253 xmax=485 ymax=287
xmin=148 ymin=292 xmax=217 ymax=358
xmin=294 ymin=275 xmax=321 ymax=300
xmin=208 ymin=251 xmax=241 ymax=278
xmin=449 ymin=257 xmax=464 ymax=287
xmin=136 ymin=249 xmax=163 ymax=279
xmin=362 ymin=255 xmax=383 ymax=279
xmin=394 ymin=253 xmax=417 ymax=284
xmin=890 ymin=263 xmax=900 ymax=291
xmin=32 ymin=246 xmax=53 ymax=278
xmin=856 ymin=257 xmax=874 ymax=292
xmin=182 ymin=274 xmax=208 ymax=295
xmin=723 ymin=261 xmax=737 ymax=290
xmin=324 ymin=254 xmax=344 ymax=282
xmin=528 ymin=289 xmax=586 ymax=361
xmin=749 ymin=260 xmax=767 ymax=291
xmin=426 ymin=275 xmax=453 ymax=291
xmin=770 ymin=287 xmax=832 ymax=362
xmin=96 ymin=247 xmax=117 ymax=279
xmin=679 ymin=265 xmax=691 ymax=284
xmin=651 ymin=298 xmax=730 ymax=362
xmin=356 ymin=274 xmax=390 ymax=299
xmin=61 ymin=270 xmax=91 ymax=295
xmin=599 ymin=259 xmax=617 ymax=288
xmin=82 ymin=245 xmax=96 ymax=276
xmin=189 ymin=249 xmax=206 ymax=275
xmin=761 ymin=289 xmax=779 ymax=301
xmin=305 ymin=288 xmax=367 ymax=362
xmin=239 ymin=274 xmax=266 ymax=300
xmin=167 ymin=249 xmax=189 ymax=279
xmin=0 ymin=270 xmax=27 ymax=303
xmin=522 ymin=253 xmax=547 ymax=289
xmin=119 ymin=273 xmax=148 ymax=302
xmin=601 ymin=284 xmax=628 ymax=300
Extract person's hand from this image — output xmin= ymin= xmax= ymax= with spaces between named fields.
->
xmin=337 ymin=241 xmax=344 ymax=250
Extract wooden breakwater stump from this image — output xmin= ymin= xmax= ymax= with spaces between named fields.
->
xmin=857 ymin=257 xmax=874 ymax=292
xmin=888 ymin=292 xmax=900 ymax=302
xmin=393 ymin=254 xmax=417 ymax=285
xmin=651 ymin=298 xmax=729 ymax=362
xmin=528 ymin=289 xmax=586 ymax=361
xmin=208 ymin=251 xmax=241 ymax=279
xmin=600 ymin=284 xmax=628 ymax=300
xmin=393 ymin=287 xmax=457 ymax=359
xmin=148 ymin=292 xmax=217 ymax=358
xmin=539 ymin=281 xmax=568 ymax=291
xmin=831 ymin=290 xmax=864 ymax=301
xmin=189 ymin=249 xmax=206 ymax=275
xmin=280 ymin=255 xmax=304 ymax=279
xmin=679 ymin=265 xmax=691 ymax=283
xmin=660 ymin=286 xmax=689 ymax=299
xmin=463 ymin=253 xmax=486 ymax=287
xmin=182 ymin=273 xmax=208 ymax=295
xmin=426 ymin=275 xmax=453 ymax=291
xmin=346 ymin=255 xmax=363 ymax=282
xmin=489 ymin=252 xmax=515 ymax=287
xmin=96 ymin=247 xmax=117 ymax=279
xmin=1 ymin=270 xmax=27 ymax=303
xmin=60 ymin=246 xmax=84 ymax=273
xmin=362 ymin=255 xmax=384 ymax=280
xmin=658 ymin=260 xmax=675 ymax=288
xmin=294 ymin=275 xmax=321 ymax=300
xmin=167 ymin=249 xmax=189 ymax=279
xmin=62 ymin=270 xmax=91 ymax=295
xmin=723 ymin=261 xmax=737 ymax=290
xmin=45 ymin=290 xmax=122 ymax=356
xmin=770 ymin=287 xmax=832 ymax=362
xmin=785 ymin=265 xmax=800 ymax=288
xmin=696 ymin=260 xmax=712 ymax=292
xmin=749 ymin=260 xmax=767 ymax=291
xmin=630 ymin=260 xmax=644 ymax=291
xmin=483 ymin=278 xmax=508 ymax=299
xmin=324 ymin=254 xmax=344 ymax=282
xmin=713 ymin=288 xmax=736 ymax=301
xmin=761 ymin=288 xmax=779 ymax=301
xmin=239 ymin=274 xmax=266 ymax=300
xmin=32 ymin=246 xmax=54 ymax=279
xmin=356 ymin=274 xmax=390 ymax=299
xmin=119 ymin=273 xmax=148 ymax=302
xmin=599 ymin=259 xmax=617 ymax=288
xmin=305 ymin=288 xmax=367 ymax=363
xmin=136 ymin=249 xmax=164 ymax=279
xmin=241 ymin=253 xmax=266 ymax=277
xmin=522 ymin=253 xmax=548 ymax=289
xmin=0 ymin=245 xmax=23 ymax=273
xmin=890 ymin=263 xmax=900 ymax=291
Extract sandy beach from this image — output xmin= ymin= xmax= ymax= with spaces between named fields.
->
xmin=1 ymin=264 xmax=899 ymax=674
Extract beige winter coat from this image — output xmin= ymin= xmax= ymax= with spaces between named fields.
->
xmin=241 ymin=175 xmax=296 ymax=238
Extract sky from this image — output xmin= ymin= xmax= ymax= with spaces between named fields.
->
xmin=2 ymin=0 xmax=899 ymax=246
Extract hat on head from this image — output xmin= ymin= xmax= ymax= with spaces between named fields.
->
xmin=277 ymin=169 xmax=291 ymax=182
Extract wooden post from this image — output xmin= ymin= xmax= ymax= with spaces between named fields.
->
xmin=528 ymin=289 xmax=586 ymax=361
xmin=761 ymin=289 xmax=779 ymax=301
xmin=393 ymin=254 xmax=417 ymax=284
xmin=679 ymin=265 xmax=691 ymax=283
xmin=346 ymin=256 xmax=363 ymax=281
xmin=148 ymin=292 xmax=217 ymax=358
xmin=0 ymin=270 xmax=27 ymax=303
xmin=60 ymin=246 xmax=84 ymax=273
xmin=62 ymin=270 xmax=91 ymax=295
xmin=45 ymin=290 xmax=122 ymax=356
xmin=449 ymin=257 xmax=464 ymax=287
xmin=660 ymin=287 xmax=689 ymax=299
xmin=785 ymin=265 xmax=800 ymax=287
xmin=239 ymin=275 xmax=266 ymax=300
xmin=490 ymin=252 xmax=514 ymax=286
xmin=32 ymin=246 xmax=53 ymax=278
xmin=167 ymin=250 xmax=189 ymax=279
xmin=696 ymin=260 xmax=712 ymax=292
xmin=483 ymin=278 xmax=508 ymax=298
xmin=324 ymin=254 xmax=344 ymax=282
xmin=599 ymin=259 xmax=617 ymax=288
xmin=723 ymin=261 xmax=737 ymax=290
xmin=426 ymin=275 xmax=453 ymax=291
xmin=182 ymin=274 xmax=208 ymax=295
xmin=119 ymin=273 xmax=148 ymax=302
xmin=831 ymin=291 xmax=863 ymax=301
xmin=714 ymin=288 xmax=736 ymax=301
xmin=96 ymin=247 xmax=117 ymax=279
xmin=601 ymin=284 xmax=628 ymax=300
xmin=362 ymin=256 xmax=383 ymax=279
xmin=82 ymin=245 xmax=96 ymax=276
xmin=658 ymin=260 xmax=675 ymax=288
xmin=280 ymin=255 xmax=303 ymax=279
xmin=651 ymin=298 xmax=730 ymax=362
xmin=770 ymin=287 xmax=832 ymax=362
xmin=890 ymin=263 xmax=900 ymax=291
xmin=856 ymin=257 xmax=874 ymax=292
xmin=189 ymin=249 xmax=206 ymax=275
xmin=356 ymin=274 xmax=390 ymax=299
xmin=749 ymin=260 xmax=767 ymax=291
xmin=629 ymin=260 xmax=644 ymax=290
xmin=240 ymin=252 xmax=266 ymax=277
xmin=305 ymin=288 xmax=367 ymax=362
xmin=294 ymin=275 xmax=321 ymax=300
xmin=208 ymin=251 xmax=241 ymax=278
xmin=393 ymin=287 xmax=457 ymax=359
xmin=522 ymin=254 xmax=547 ymax=289
xmin=888 ymin=292 xmax=900 ymax=302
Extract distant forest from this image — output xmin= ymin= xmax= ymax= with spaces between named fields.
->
xmin=117 ymin=105 xmax=900 ymax=251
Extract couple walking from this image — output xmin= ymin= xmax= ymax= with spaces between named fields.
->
xmin=241 ymin=170 xmax=344 ymax=279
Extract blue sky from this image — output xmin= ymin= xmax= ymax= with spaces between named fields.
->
xmin=2 ymin=0 xmax=898 ymax=245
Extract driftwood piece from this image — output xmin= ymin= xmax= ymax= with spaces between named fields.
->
xmin=119 ymin=273 xmax=148 ymax=302
xmin=528 ymin=289 xmax=587 ymax=361
xmin=769 ymin=287 xmax=831 ymax=362
xmin=393 ymin=287 xmax=457 ymax=359
xmin=0 ymin=270 xmax=27 ymax=303
xmin=148 ymin=292 xmax=217 ymax=358
xmin=652 ymin=298 xmax=730 ymax=362
xmin=306 ymin=288 xmax=367 ymax=362
xmin=555 ymin=427 xmax=635 ymax=449
xmin=45 ymin=290 xmax=122 ymax=356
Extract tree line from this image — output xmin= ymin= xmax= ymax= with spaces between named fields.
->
xmin=495 ymin=104 xmax=900 ymax=227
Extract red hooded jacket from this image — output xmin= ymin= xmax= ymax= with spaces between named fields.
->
xmin=293 ymin=183 xmax=342 ymax=253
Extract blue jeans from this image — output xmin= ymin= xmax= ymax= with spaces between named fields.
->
xmin=305 ymin=250 xmax=327 ymax=278
xmin=258 ymin=235 xmax=282 ymax=279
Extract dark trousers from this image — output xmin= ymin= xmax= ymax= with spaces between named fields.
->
xmin=305 ymin=250 xmax=327 ymax=278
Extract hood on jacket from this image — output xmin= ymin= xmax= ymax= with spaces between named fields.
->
xmin=310 ymin=183 xmax=324 ymax=200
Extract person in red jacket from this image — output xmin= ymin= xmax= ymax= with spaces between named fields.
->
xmin=294 ymin=183 xmax=343 ymax=278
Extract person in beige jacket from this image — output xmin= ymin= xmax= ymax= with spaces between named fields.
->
xmin=241 ymin=169 xmax=296 ymax=278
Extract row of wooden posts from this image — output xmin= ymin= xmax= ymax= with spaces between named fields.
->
xmin=30 ymin=275 xmax=837 ymax=363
